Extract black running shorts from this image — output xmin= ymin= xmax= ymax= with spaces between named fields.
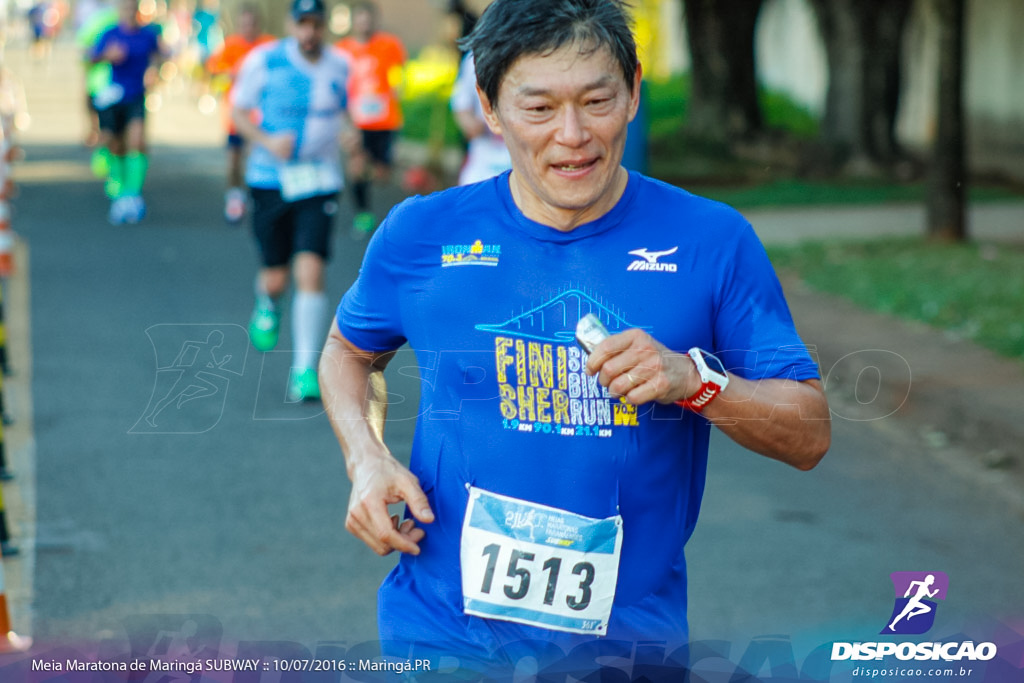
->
xmin=249 ymin=188 xmax=338 ymax=267
xmin=360 ymin=129 xmax=395 ymax=166
xmin=97 ymin=97 xmax=147 ymax=135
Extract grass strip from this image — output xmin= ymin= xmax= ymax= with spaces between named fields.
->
xmin=767 ymin=238 xmax=1024 ymax=362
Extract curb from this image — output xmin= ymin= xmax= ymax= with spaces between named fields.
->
xmin=2 ymin=236 xmax=35 ymax=640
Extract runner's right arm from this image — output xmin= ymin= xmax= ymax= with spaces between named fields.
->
xmin=229 ymin=46 xmax=295 ymax=161
xmin=229 ymin=104 xmax=294 ymax=160
xmin=320 ymin=323 xmax=435 ymax=556
xmin=92 ymin=32 xmax=125 ymax=64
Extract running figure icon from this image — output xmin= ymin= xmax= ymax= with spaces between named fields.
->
xmin=887 ymin=574 xmax=940 ymax=632
xmin=143 ymin=330 xmax=233 ymax=427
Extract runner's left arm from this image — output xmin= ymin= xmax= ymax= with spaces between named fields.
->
xmin=587 ymin=330 xmax=830 ymax=470
xmin=145 ymin=26 xmax=170 ymax=90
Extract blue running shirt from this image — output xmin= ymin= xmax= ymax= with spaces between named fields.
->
xmin=336 ymin=171 xmax=820 ymax=666
xmin=232 ymin=39 xmax=350 ymax=191
xmin=92 ymin=23 xmax=161 ymax=103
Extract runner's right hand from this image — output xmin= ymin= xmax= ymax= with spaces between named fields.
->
xmin=103 ymin=41 xmax=128 ymax=65
xmin=264 ymin=132 xmax=296 ymax=161
xmin=346 ymin=454 xmax=435 ymax=556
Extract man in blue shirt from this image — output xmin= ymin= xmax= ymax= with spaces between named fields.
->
xmin=322 ymin=0 xmax=831 ymax=677
xmin=91 ymin=0 xmax=164 ymax=224
xmin=231 ymin=0 xmax=360 ymax=403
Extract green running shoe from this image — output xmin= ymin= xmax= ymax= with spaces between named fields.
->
xmin=288 ymin=367 xmax=321 ymax=402
xmin=248 ymin=305 xmax=280 ymax=352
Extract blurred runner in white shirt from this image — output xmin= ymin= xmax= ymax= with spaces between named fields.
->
xmin=450 ymin=52 xmax=510 ymax=185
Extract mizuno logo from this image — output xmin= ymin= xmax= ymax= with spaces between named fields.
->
xmin=627 ymin=246 xmax=679 ymax=272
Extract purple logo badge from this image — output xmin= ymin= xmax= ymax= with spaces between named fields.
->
xmin=881 ymin=571 xmax=949 ymax=635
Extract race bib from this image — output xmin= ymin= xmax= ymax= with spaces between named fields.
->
xmin=93 ymin=83 xmax=125 ymax=110
xmin=354 ymin=94 xmax=386 ymax=123
xmin=279 ymin=162 xmax=335 ymax=202
xmin=460 ymin=487 xmax=622 ymax=636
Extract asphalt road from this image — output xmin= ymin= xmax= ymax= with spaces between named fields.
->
xmin=2 ymin=40 xmax=1021 ymax=679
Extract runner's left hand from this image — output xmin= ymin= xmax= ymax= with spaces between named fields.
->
xmin=585 ymin=329 xmax=699 ymax=405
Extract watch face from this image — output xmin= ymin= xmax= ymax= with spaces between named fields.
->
xmin=690 ymin=348 xmax=728 ymax=384
xmin=702 ymin=351 xmax=727 ymax=378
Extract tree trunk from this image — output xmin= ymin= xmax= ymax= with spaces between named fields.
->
xmin=809 ymin=0 xmax=863 ymax=166
xmin=926 ymin=0 xmax=968 ymax=241
xmin=863 ymin=0 xmax=913 ymax=164
xmin=808 ymin=0 xmax=912 ymax=172
xmin=683 ymin=0 xmax=764 ymax=144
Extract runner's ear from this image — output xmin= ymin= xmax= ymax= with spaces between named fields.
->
xmin=477 ymin=85 xmax=502 ymax=137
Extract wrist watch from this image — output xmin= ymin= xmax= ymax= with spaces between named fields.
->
xmin=676 ymin=347 xmax=730 ymax=413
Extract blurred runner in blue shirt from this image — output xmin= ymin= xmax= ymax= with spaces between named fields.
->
xmin=91 ymin=0 xmax=165 ymax=224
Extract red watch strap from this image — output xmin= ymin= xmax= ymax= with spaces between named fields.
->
xmin=675 ymin=383 xmax=723 ymax=413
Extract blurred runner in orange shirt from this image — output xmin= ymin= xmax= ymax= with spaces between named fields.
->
xmin=335 ymin=1 xmax=406 ymax=238
xmin=205 ymin=3 xmax=274 ymax=223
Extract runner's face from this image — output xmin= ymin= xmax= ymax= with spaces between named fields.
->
xmin=238 ymin=12 xmax=259 ymax=41
xmin=293 ymin=15 xmax=325 ymax=59
xmin=482 ymin=43 xmax=640 ymax=231
xmin=119 ymin=0 xmax=139 ymax=25
xmin=352 ymin=8 xmax=375 ymax=39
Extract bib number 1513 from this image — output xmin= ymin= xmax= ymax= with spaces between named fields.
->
xmin=460 ymin=487 xmax=622 ymax=636
xmin=479 ymin=543 xmax=595 ymax=610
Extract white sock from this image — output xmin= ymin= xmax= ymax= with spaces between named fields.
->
xmin=292 ymin=290 xmax=329 ymax=370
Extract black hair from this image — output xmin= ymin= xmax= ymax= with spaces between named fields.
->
xmin=459 ymin=0 xmax=637 ymax=107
